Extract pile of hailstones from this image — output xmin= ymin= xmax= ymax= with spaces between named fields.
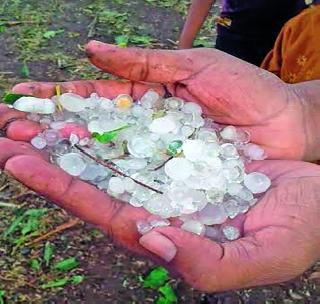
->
xmin=13 ymin=90 xmax=271 ymax=242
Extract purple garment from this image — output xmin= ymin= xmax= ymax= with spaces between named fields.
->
xmin=215 ymin=0 xmax=309 ymax=65
xmin=220 ymin=0 xmax=307 ymax=36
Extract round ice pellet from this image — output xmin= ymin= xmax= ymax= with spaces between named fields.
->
xmin=43 ymin=129 xmax=60 ymax=146
xmin=220 ymin=126 xmax=237 ymax=141
xmin=182 ymin=102 xmax=202 ymax=115
xmin=14 ymin=97 xmax=56 ymax=114
xmin=108 ymin=177 xmax=125 ymax=194
xmin=198 ymin=204 xmax=228 ymax=225
xmin=181 ymin=220 xmax=205 ymax=236
xmin=31 ymin=136 xmax=47 ymax=150
xmin=127 ymin=136 xmax=156 ymax=158
xmin=140 ymin=90 xmax=160 ymax=109
xmin=220 ymin=143 xmax=239 ymax=159
xmin=149 ymin=116 xmax=178 ymax=134
xmin=164 ymin=158 xmax=194 ymax=180
xmin=58 ymin=153 xmax=87 ymax=176
xmin=136 ymin=220 xmax=153 ymax=235
xmin=243 ymin=143 xmax=267 ymax=160
xmin=244 ymin=172 xmax=271 ymax=194
xmin=182 ymin=139 xmax=205 ymax=161
xmin=60 ymin=93 xmax=87 ymax=112
xmin=164 ymin=97 xmax=184 ymax=110
xmin=222 ymin=225 xmax=240 ymax=241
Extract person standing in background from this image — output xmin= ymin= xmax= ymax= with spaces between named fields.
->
xmin=179 ymin=0 xmax=308 ymax=66
xmin=261 ymin=2 xmax=320 ymax=83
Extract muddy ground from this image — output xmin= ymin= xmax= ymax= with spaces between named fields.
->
xmin=0 ymin=0 xmax=319 ymax=303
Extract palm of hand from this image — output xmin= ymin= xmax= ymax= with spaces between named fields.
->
xmin=1 ymin=104 xmax=319 ymax=292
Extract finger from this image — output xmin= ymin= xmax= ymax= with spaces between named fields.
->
xmin=140 ymin=226 xmax=313 ymax=292
xmin=12 ymin=80 xmax=165 ymax=99
xmin=6 ymin=120 xmax=44 ymax=141
xmin=0 ymin=138 xmax=45 ymax=169
xmin=4 ymin=155 xmax=149 ymax=252
xmin=86 ymin=40 xmax=211 ymax=83
xmin=0 ymin=104 xmax=26 ymax=128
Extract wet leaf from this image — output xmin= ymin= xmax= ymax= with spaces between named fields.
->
xmin=115 ymin=35 xmax=129 ymax=47
xmin=157 ymin=283 xmax=177 ymax=303
xmin=54 ymin=257 xmax=78 ymax=272
xmin=2 ymin=92 xmax=33 ymax=105
xmin=21 ymin=217 xmax=40 ymax=235
xmin=92 ymin=125 xmax=129 ymax=144
xmin=143 ymin=267 xmax=169 ymax=289
xmin=44 ymin=241 xmax=55 ymax=267
xmin=0 ymin=290 xmax=5 ymax=304
xmin=43 ymin=29 xmax=64 ymax=39
xmin=21 ymin=62 xmax=30 ymax=78
xmin=41 ymin=277 xmax=69 ymax=289
xmin=30 ymin=259 xmax=41 ymax=271
xmin=3 ymin=215 xmax=25 ymax=237
xmin=70 ymin=275 xmax=85 ymax=284
xmin=24 ymin=208 xmax=47 ymax=217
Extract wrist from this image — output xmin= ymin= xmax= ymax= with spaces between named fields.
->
xmin=293 ymin=81 xmax=320 ymax=161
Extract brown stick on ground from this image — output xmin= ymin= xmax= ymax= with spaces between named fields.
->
xmin=26 ymin=218 xmax=81 ymax=246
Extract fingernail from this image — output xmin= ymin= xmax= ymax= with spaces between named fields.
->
xmin=139 ymin=231 xmax=177 ymax=262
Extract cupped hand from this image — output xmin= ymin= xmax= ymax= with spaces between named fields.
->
xmin=12 ymin=43 xmax=320 ymax=160
xmin=1 ymin=85 xmax=320 ymax=291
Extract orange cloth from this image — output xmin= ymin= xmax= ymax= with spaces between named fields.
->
xmin=261 ymin=5 xmax=320 ymax=83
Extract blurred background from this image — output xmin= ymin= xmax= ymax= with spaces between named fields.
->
xmin=0 ymin=1 xmax=319 ymax=303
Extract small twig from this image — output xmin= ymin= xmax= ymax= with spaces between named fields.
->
xmin=87 ymin=14 xmax=99 ymax=38
xmin=153 ymin=156 xmax=173 ymax=171
xmin=0 ymin=184 xmax=8 ymax=192
xmin=75 ymin=145 xmax=163 ymax=194
xmin=0 ymin=201 xmax=18 ymax=208
xmin=166 ymin=38 xmax=178 ymax=46
xmin=26 ymin=218 xmax=81 ymax=246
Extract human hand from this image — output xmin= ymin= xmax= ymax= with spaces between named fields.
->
xmin=1 ymin=86 xmax=320 ymax=292
xmin=75 ymin=42 xmax=320 ymax=161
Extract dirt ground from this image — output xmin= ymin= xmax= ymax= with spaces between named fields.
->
xmin=0 ymin=1 xmax=319 ymax=303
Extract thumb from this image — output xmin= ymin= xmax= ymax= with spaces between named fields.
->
xmin=85 ymin=40 xmax=213 ymax=83
xmin=139 ymin=226 xmax=307 ymax=292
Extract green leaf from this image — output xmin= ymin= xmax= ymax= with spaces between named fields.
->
xmin=70 ymin=275 xmax=84 ymax=284
xmin=158 ymin=283 xmax=177 ymax=303
xmin=24 ymin=208 xmax=47 ymax=217
xmin=143 ymin=267 xmax=169 ymax=289
xmin=0 ymin=25 xmax=5 ymax=34
xmin=44 ymin=241 xmax=55 ymax=267
xmin=54 ymin=257 xmax=78 ymax=272
xmin=167 ymin=140 xmax=183 ymax=156
xmin=130 ymin=35 xmax=153 ymax=45
xmin=92 ymin=125 xmax=129 ymax=144
xmin=115 ymin=35 xmax=129 ymax=47
xmin=2 ymin=92 xmax=33 ymax=105
xmin=3 ymin=215 xmax=24 ymax=237
xmin=43 ymin=29 xmax=64 ymax=39
xmin=21 ymin=217 xmax=40 ymax=235
xmin=21 ymin=62 xmax=30 ymax=78
xmin=193 ymin=37 xmax=214 ymax=48
xmin=41 ymin=277 xmax=69 ymax=289
xmin=0 ymin=290 xmax=5 ymax=304
xmin=30 ymin=259 xmax=41 ymax=271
